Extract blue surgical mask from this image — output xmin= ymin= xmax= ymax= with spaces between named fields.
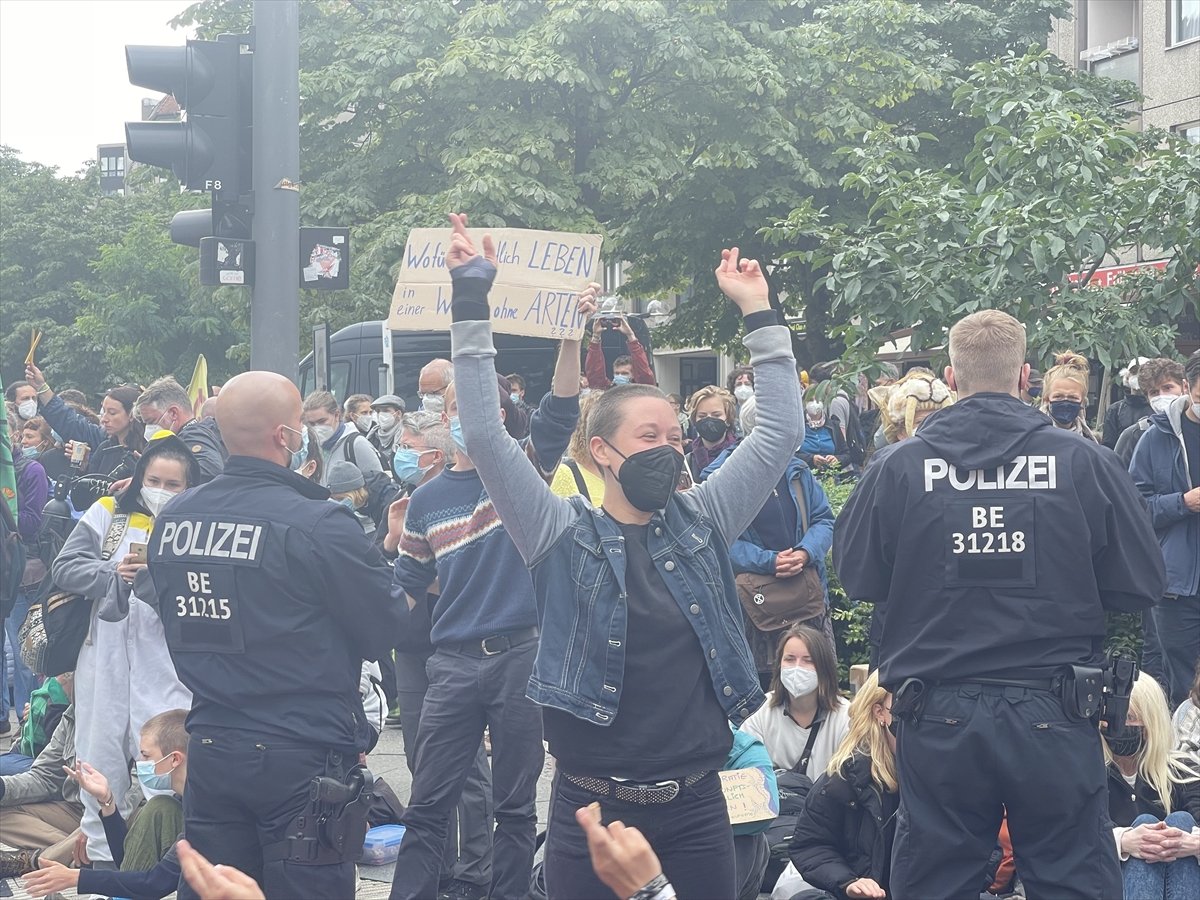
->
xmin=21 ymin=446 xmax=39 ymax=459
xmin=136 ymin=756 xmax=174 ymax=792
xmin=339 ymin=496 xmax=357 ymax=511
xmin=612 ymin=374 xmax=632 ymax=386
xmin=510 ymin=392 xmax=521 ymax=405
xmin=284 ymin=426 xmax=309 ymax=471
xmin=449 ymin=417 xmax=468 ymax=455
xmin=394 ymin=447 xmax=434 ymax=486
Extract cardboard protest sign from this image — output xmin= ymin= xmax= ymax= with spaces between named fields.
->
xmin=389 ymin=228 xmax=603 ymax=340
xmin=719 ymin=766 xmax=779 ymax=825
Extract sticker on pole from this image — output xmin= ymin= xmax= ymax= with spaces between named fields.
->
xmin=389 ymin=227 xmax=603 ymax=340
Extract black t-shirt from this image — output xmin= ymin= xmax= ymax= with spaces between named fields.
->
xmin=543 ymin=522 xmax=732 ymax=780
xmin=1183 ymin=414 xmax=1200 ymax=491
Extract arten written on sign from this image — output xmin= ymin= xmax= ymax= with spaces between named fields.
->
xmin=389 ymin=227 xmax=603 ymax=340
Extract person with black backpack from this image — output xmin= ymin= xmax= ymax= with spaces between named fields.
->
xmin=301 ymin=389 xmax=386 ymax=486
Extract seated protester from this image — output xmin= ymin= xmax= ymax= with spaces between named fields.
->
xmin=23 ymin=709 xmax=191 ymax=900
xmin=326 ymin=459 xmax=377 ymax=536
xmin=1040 ymin=351 xmax=1099 ymax=442
xmin=683 ymin=385 xmax=738 ymax=481
xmin=797 ymin=401 xmax=852 ymax=474
xmin=21 ymin=415 xmax=69 ymax=482
xmin=0 ymin=705 xmax=83 ymax=877
xmin=1 ymin=674 xmax=72 ymax=776
xmin=550 ymin=392 xmax=606 ymax=505
xmin=782 ymin=671 xmax=898 ymax=900
xmin=1174 ymin=666 xmax=1200 ymax=753
xmin=1105 ymin=674 xmax=1200 ymax=900
xmin=699 ymin=424 xmax=836 ymax=683
xmin=1113 ymin=358 xmax=1186 ymax=469
xmin=25 ymin=363 xmax=145 ymax=482
xmin=301 ymin=389 xmax=384 ymax=485
xmin=739 ymin=625 xmax=850 ymax=778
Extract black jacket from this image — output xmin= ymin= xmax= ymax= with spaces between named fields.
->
xmin=835 ymin=394 xmax=1165 ymax=686
xmin=1103 ymin=396 xmax=1151 ymax=450
xmin=789 ymin=752 xmax=898 ymax=898
xmin=177 ymin=416 xmax=227 ymax=483
xmin=146 ymin=455 xmax=402 ymax=750
xmin=1106 ymin=762 xmax=1200 ymax=827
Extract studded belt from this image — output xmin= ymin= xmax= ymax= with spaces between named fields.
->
xmin=562 ymin=770 xmax=708 ymax=805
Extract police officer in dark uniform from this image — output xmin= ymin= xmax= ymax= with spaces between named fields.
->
xmin=145 ymin=370 xmax=402 ymax=899
xmin=834 ymin=309 xmax=1165 ymax=900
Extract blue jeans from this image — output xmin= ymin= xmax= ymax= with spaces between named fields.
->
xmin=2 ymin=590 xmax=37 ymax=718
xmin=0 ymin=750 xmax=34 ymax=775
xmin=389 ymin=637 xmax=544 ymax=900
xmin=1152 ymin=595 xmax=1200 ymax=709
xmin=1123 ymin=812 xmax=1200 ymax=900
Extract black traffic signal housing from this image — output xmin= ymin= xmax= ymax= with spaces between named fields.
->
xmin=125 ymin=38 xmax=250 ymax=197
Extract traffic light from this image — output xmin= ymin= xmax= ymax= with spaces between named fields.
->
xmin=125 ymin=38 xmax=250 ymax=197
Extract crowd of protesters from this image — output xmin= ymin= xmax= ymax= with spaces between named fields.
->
xmin=2 ymin=220 xmax=1199 ymax=900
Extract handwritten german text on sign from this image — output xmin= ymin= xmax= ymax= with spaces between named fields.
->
xmin=389 ymin=228 xmax=603 ymax=340
xmin=719 ymin=767 xmax=778 ymax=826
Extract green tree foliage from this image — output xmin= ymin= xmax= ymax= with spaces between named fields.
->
xmin=769 ymin=48 xmax=1200 ymax=372
xmin=177 ymin=0 xmax=1071 ymax=363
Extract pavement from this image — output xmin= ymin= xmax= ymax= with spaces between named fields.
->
xmin=1 ymin=712 xmax=556 ymax=900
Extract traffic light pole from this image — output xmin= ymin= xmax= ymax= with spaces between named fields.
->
xmin=249 ymin=0 xmax=300 ymax=379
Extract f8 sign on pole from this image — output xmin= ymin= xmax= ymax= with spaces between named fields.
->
xmin=250 ymin=0 xmax=301 ymax=380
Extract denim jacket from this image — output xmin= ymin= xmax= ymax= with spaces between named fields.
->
xmin=451 ymin=317 xmax=804 ymax=729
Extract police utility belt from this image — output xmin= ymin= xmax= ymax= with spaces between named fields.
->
xmin=889 ymin=657 xmax=1137 ymax=731
xmin=263 ymin=763 xmax=374 ymax=866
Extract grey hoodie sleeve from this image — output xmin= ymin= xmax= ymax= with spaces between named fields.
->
xmin=51 ymin=514 xmax=123 ymax=619
xmin=1 ymin=707 xmax=77 ymax=808
xmin=453 ymin=320 xmax=576 ymax=565
xmin=692 ymin=325 xmax=804 ymax=547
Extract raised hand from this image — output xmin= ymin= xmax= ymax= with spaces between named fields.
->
xmin=715 ymin=246 xmax=771 ymax=315
xmin=575 ymin=282 xmax=601 ymax=328
xmin=446 ymin=213 xmax=497 ymax=270
xmin=63 ymin=760 xmax=111 ymax=803
xmin=576 ymin=802 xmax=665 ymax=899
xmin=25 ymin=362 xmax=47 ymax=391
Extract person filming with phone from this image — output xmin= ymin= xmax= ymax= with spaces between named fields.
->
xmin=585 ymin=310 xmax=656 ymax=389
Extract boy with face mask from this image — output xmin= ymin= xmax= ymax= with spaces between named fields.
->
xmin=23 ymin=709 xmax=191 ymax=900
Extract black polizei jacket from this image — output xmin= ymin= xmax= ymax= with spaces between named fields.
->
xmin=789 ymin=751 xmax=898 ymax=898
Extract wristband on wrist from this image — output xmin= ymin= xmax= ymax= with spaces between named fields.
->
xmin=629 ymin=873 xmax=675 ymax=900
xmin=37 ymin=384 xmax=50 ymax=395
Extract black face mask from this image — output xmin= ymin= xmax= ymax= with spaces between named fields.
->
xmin=604 ymin=440 xmax=684 ymax=512
xmin=886 ymin=718 xmax=899 ymax=738
xmin=695 ymin=416 xmax=729 ymax=443
xmin=1104 ymin=725 xmax=1144 ymax=758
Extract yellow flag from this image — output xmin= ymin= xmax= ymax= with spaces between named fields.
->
xmin=187 ymin=354 xmax=209 ymax=418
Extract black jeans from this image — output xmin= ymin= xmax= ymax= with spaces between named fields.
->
xmin=1153 ymin=594 xmax=1200 ymax=709
xmin=389 ymin=638 xmax=543 ymax=900
xmin=891 ymin=683 xmax=1121 ymax=900
xmin=178 ymin=729 xmax=356 ymax=900
xmin=544 ymin=769 xmax=735 ymax=900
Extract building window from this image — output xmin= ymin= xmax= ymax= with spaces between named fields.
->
xmin=1174 ymin=121 xmax=1200 ymax=144
xmin=1170 ymin=0 xmax=1200 ymax=46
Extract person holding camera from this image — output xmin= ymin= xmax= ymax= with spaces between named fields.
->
xmin=585 ymin=314 xmax=655 ymax=389
xmin=834 ymin=309 xmax=1165 ymax=900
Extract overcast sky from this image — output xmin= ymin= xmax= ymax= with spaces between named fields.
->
xmin=0 ymin=0 xmax=195 ymax=176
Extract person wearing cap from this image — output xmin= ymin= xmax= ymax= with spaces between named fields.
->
xmin=1103 ymin=357 xmax=1153 ymax=449
xmin=50 ymin=431 xmax=196 ymax=867
xmin=370 ymin=394 xmax=406 ymax=457
xmin=326 ymin=460 xmax=376 ymax=536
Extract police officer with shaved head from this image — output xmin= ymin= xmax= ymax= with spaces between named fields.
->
xmin=145 ymin=371 xmax=403 ymax=900
xmin=834 ymin=310 xmax=1165 ymax=900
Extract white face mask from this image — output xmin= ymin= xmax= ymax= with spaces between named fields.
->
xmin=17 ymin=399 xmax=37 ymax=420
xmin=420 ymin=394 xmax=445 ymax=414
xmin=140 ymin=486 xmax=178 ymax=516
xmin=780 ymin=665 xmax=819 ymax=699
xmin=313 ymin=424 xmax=336 ymax=444
xmin=1149 ymin=394 xmax=1177 ymax=414
xmin=376 ymin=411 xmax=397 ymax=430
xmin=355 ymin=414 xmax=375 ymax=433
xmin=734 ymin=384 xmax=754 ymax=402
